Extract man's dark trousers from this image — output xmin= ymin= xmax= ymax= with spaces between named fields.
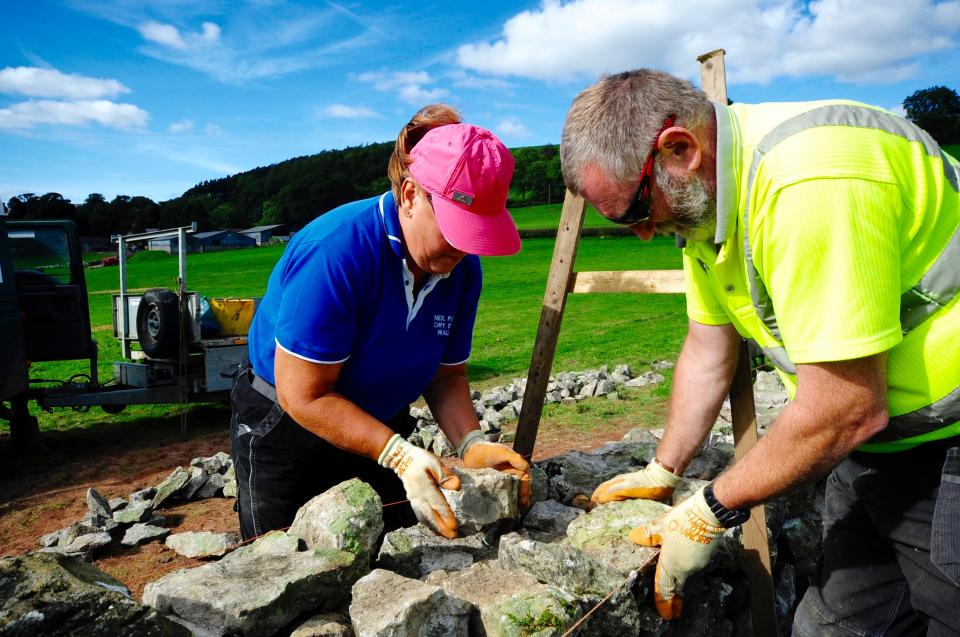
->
xmin=793 ymin=440 xmax=960 ymax=636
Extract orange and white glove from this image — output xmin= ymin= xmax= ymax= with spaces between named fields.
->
xmin=629 ymin=485 xmax=725 ymax=620
xmin=378 ymin=433 xmax=461 ymax=539
xmin=590 ymin=459 xmax=682 ymax=504
xmin=457 ymin=429 xmax=532 ymax=508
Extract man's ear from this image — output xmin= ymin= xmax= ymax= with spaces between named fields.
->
xmin=657 ymin=127 xmax=702 ymax=173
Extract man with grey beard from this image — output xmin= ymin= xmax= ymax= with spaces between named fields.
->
xmin=560 ymin=69 xmax=960 ymax=635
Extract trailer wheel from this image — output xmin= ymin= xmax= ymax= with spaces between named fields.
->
xmin=137 ymin=288 xmax=181 ymax=358
xmin=101 ymin=403 xmax=127 ymax=414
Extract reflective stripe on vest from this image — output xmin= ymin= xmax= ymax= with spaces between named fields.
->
xmin=738 ymin=104 xmax=960 ymax=441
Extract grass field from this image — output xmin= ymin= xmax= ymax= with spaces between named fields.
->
xmin=13 ymin=210 xmax=687 ymax=433
xmin=507 ymin=202 xmax=612 ymax=229
xmin=945 ymin=144 xmax=959 ymax=160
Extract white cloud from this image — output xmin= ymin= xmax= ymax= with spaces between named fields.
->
xmin=457 ymin=0 xmax=960 ymax=85
xmin=497 ymin=117 xmax=531 ymax=138
xmin=139 ymin=21 xmax=188 ymax=49
xmin=0 ymin=99 xmax=149 ymax=130
xmin=323 ymin=103 xmax=379 ymax=118
xmin=168 ymin=119 xmax=194 ymax=133
xmin=357 ymin=70 xmax=449 ymax=105
xmin=85 ymin=4 xmax=378 ymax=85
xmin=0 ymin=67 xmax=129 ymax=99
xmin=201 ymin=22 xmax=221 ymax=42
xmin=447 ymin=70 xmax=511 ymax=91
xmin=204 ymin=124 xmax=224 ymax=137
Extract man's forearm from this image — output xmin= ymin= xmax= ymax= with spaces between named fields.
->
xmin=657 ymin=322 xmax=740 ymax=474
xmin=713 ymin=353 xmax=889 ymax=510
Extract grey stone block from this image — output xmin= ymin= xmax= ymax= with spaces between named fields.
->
xmin=349 ymin=569 xmax=471 ymax=637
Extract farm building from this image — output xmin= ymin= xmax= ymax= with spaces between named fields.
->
xmin=146 ymin=230 xmax=256 ymax=253
xmin=241 ymin=224 xmax=289 ymax=245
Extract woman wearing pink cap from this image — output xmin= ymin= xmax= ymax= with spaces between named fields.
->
xmin=231 ymin=105 xmax=531 ymax=542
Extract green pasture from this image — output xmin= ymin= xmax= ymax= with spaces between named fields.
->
xmin=508 ymin=202 xmax=612 ymax=230
xmin=9 ymin=204 xmax=687 ymax=434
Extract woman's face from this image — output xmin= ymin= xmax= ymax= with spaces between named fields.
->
xmin=398 ymin=179 xmax=466 ymax=277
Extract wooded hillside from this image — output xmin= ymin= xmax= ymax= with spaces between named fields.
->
xmin=4 ymin=143 xmax=564 ymax=237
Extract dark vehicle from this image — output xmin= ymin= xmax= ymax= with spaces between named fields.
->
xmin=0 ymin=216 xmax=252 ymax=450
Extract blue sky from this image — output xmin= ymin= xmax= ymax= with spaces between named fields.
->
xmin=1 ymin=0 xmax=958 ymax=204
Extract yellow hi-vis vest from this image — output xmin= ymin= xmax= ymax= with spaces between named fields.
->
xmin=684 ymin=100 xmax=960 ymax=453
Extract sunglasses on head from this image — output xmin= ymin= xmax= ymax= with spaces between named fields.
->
xmin=611 ymin=117 xmax=675 ymax=226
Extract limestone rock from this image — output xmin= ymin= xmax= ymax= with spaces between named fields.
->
xmin=41 ymin=531 xmax=113 ymax=561
xmin=288 ymin=479 xmax=384 ymax=563
xmin=122 ymin=523 xmax=170 ymax=547
xmin=529 ymin=465 xmax=549 ymax=505
xmin=683 ymin=444 xmax=734 ymax=481
xmin=222 ymin=464 xmax=237 ymax=498
xmin=130 ymin=487 xmax=157 ymax=505
xmin=39 ymin=528 xmax=63 ymax=548
xmin=152 ymin=467 xmax=190 ymax=508
xmin=349 ymin=569 xmax=471 ymax=637
xmin=625 ymin=371 xmax=665 ymax=387
xmin=669 ymin=574 xmax=735 ymax=637
xmin=376 ymin=523 xmax=494 ymax=579
xmin=290 ymin=612 xmax=354 ymax=637
xmin=165 ymin=531 xmax=238 ymax=558
xmin=565 ymin=499 xmax=668 ymax=576
xmin=522 ymin=500 xmax=582 ymax=539
xmin=178 ymin=466 xmax=209 ymax=500
xmin=108 ymin=497 xmax=128 ymax=512
xmin=86 ymin=487 xmax=112 ymax=519
xmin=432 ymin=430 xmax=455 ymax=457
xmin=594 ymin=379 xmax=616 ymax=396
xmin=441 ymin=468 xmax=519 ymax=534
xmin=190 ymin=454 xmax=225 ymax=475
xmin=81 ymin=511 xmax=119 ymax=534
xmin=426 ymin=561 xmax=582 ymax=637
xmin=497 ymin=533 xmax=648 ymax=635
xmin=538 ymin=441 xmax=650 ymax=504
xmin=0 ymin=552 xmax=188 ymax=636
xmin=114 ymin=501 xmax=153 ymax=524
xmin=195 ymin=472 xmax=225 ymax=499
xmin=143 ymin=531 xmax=366 ymax=637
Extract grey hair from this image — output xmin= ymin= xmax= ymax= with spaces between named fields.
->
xmin=560 ymin=69 xmax=713 ymax=194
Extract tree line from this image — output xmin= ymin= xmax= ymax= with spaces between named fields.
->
xmin=5 ymin=85 xmax=957 ymax=238
xmin=3 ymin=143 xmax=565 ymax=237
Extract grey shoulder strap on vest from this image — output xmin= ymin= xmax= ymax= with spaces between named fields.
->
xmin=740 ymin=104 xmax=960 ymax=374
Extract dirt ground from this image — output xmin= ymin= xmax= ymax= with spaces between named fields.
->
xmin=0 ymin=404 xmax=649 ymax=600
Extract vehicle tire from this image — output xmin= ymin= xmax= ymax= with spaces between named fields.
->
xmin=101 ymin=403 xmax=127 ymax=414
xmin=137 ymin=288 xmax=181 ymax=358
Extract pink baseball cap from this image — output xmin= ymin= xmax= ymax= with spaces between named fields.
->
xmin=408 ymin=123 xmax=521 ymax=256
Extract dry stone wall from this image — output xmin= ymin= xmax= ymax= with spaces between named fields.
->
xmin=2 ymin=366 xmax=822 ymax=636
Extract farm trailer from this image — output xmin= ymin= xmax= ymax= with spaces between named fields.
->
xmin=0 ymin=217 xmax=255 ymax=449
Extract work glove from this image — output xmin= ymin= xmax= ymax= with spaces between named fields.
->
xmin=379 ymin=433 xmax=461 ymax=539
xmin=629 ymin=485 xmax=726 ymax=620
xmin=591 ymin=459 xmax=682 ymax=504
xmin=457 ymin=429 xmax=532 ymax=508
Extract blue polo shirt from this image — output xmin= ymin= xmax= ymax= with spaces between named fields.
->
xmin=248 ymin=192 xmax=482 ymax=422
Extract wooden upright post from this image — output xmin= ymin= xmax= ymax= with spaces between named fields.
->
xmin=512 ymin=193 xmax=586 ymax=459
xmin=699 ymin=49 xmax=778 ymax=636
